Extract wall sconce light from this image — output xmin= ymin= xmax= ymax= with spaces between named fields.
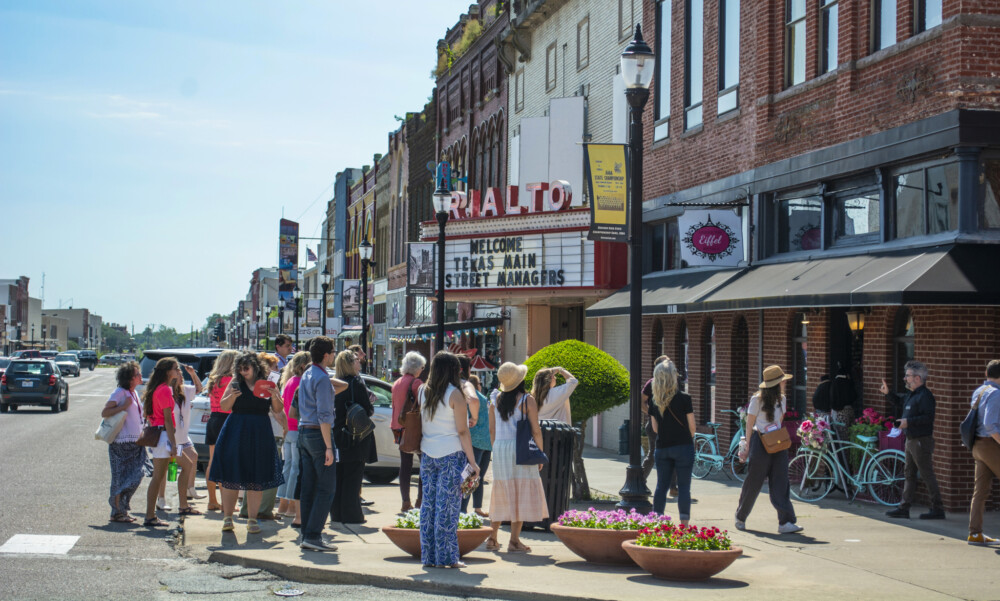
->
xmin=846 ymin=309 xmax=868 ymax=333
xmin=800 ymin=312 xmax=810 ymax=326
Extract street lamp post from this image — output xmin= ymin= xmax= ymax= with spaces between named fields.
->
xmin=431 ymin=164 xmax=452 ymax=354
xmin=293 ymin=285 xmax=302 ymax=348
xmin=358 ymin=239 xmax=375 ymax=374
xmin=321 ymin=266 xmax=331 ymax=337
xmin=30 ymin=323 xmax=35 ymax=348
xmin=42 ymin=324 xmax=47 ymax=350
xmin=617 ymin=24 xmax=655 ymax=513
xmin=265 ymin=303 xmax=273 ymax=351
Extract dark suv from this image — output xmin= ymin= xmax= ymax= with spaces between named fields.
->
xmin=71 ymin=350 xmax=98 ymax=371
xmin=1 ymin=359 xmax=70 ymax=413
xmin=139 ymin=348 xmax=223 ymax=384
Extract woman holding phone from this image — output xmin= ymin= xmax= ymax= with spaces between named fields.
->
xmin=208 ymin=351 xmax=285 ymax=534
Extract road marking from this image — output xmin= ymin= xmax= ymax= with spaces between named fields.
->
xmin=0 ymin=534 xmax=79 ymax=555
xmin=70 ymin=394 xmax=109 ymax=397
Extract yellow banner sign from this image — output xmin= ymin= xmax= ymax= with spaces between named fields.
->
xmin=584 ymin=144 xmax=630 ymax=242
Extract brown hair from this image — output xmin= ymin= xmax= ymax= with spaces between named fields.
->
xmin=142 ymin=357 xmax=179 ymax=418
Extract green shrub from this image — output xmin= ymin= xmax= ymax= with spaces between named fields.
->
xmin=524 ymin=339 xmax=629 ymax=424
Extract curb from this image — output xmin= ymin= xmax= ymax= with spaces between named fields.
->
xmin=206 ymin=548 xmax=617 ymax=601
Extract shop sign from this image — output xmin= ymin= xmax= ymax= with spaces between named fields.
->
xmin=342 ymin=279 xmax=361 ymax=316
xmin=678 ymin=210 xmax=744 ymax=266
xmin=446 ymin=182 xmax=572 ymax=221
xmin=583 ymin=144 xmax=630 ymax=243
xmin=406 ymin=242 xmax=436 ymax=297
xmin=442 ymin=231 xmax=593 ymax=291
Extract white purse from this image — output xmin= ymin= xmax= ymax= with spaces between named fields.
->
xmin=95 ymin=410 xmax=127 ymax=443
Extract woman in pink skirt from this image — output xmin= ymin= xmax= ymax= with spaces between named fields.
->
xmin=487 ymin=362 xmax=548 ymax=553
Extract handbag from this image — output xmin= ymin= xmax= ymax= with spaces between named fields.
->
xmin=95 ymin=410 xmax=127 ymax=443
xmin=399 ymin=381 xmax=422 ymax=454
xmin=516 ymin=396 xmax=548 ymax=466
xmin=344 ymin=378 xmax=374 ymax=441
xmin=960 ymin=387 xmax=990 ymax=450
xmin=136 ymin=423 xmax=163 ymax=447
xmin=759 ymin=421 xmax=791 ymax=454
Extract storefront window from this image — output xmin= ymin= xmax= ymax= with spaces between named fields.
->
xmin=775 ymin=197 xmax=822 ymax=253
xmin=792 ymin=317 xmax=807 ymax=414
xmin=893 ymin=307 xmax=915 ymax=392
xmin=893 ymin=161 xmax=959 ymax=238
xmin=833 ymin=190 xmax=880 ymax=244
xmin=702 ymin=320 xmax=715 ymax=424
xmin=644 ymin=219 xmax=681 ymax=273
xmin=983 ymin=160 xmax=1000 ymax=229
xmin=676 ymin=320 xmax=689 ymax=393
xmin=652 ymin=319 xmax=664 ymax=359
xmin=895 ymin=169 xmax=924 ymax=238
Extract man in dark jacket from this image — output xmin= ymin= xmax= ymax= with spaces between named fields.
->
xmin=882 ymin=360 xmax=944 ymax=520
xmin=812 ymin=374 xmax=832 ymax=418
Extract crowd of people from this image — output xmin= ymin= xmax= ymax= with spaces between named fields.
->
xmin=101 ymin=339 xmax=1000 ymax=560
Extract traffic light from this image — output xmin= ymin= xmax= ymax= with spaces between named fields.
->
xmin=214 ymin=322 xmax=225 ymax=342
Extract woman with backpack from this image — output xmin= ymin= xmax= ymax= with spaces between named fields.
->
xmin=330 ymin=350 xmax=375 ymax=524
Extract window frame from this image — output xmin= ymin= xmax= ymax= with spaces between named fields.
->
xmin=702 ymin=320 xmax=715 ymax=424
xmin=684 ymin=0 xmax=704 ymax=130
xmin=828 ymin=178 xmax=882 ymax=248
xmin=577 ymin=16 xmax=590 ymax=71
xmin=545 ymin=42 xmax=558 ymax=92
xmin=890 ymin=157 xmax=960 ymax=240
xmin=892 ymin=307 xmax=914 ymax=394
xmin=717 ymin=0 xmax=740 ymax=115
xmin=785 ymin=0 xmax=807 ymax=88
xmin=870 ymin=0 xmax=896 ymax=52
xmin=642 ymin=218 xmax=682 ymax=274
xmin=914 ymin=0 xmax=942 ymax=34
xmin=514 ymin=67 xmax=525 ymax=113
xmin=619 ymin=0 xmax=636 ymax=41
xmin=819 ymin=0 xmax=839 ymax=75
xmin=791 ymin=318 xmax=808 ymax=415
xmin=654 ymin=0 xmax=673 ymax=141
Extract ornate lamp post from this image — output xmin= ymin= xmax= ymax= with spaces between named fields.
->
xmin=431 ymin=164 xmax=451 ymax=354
xmin=265 ymin=303 xmax=274 ymax=350
xmin=321 ymin=266 xmax=331 ymax=337
xmin=293 ymin=285 xmax=302 ymax=348
xmin=358 ymin=239 xmax=375 ymax=374
xmin=617 ymin=24 xmax=655 ymax=513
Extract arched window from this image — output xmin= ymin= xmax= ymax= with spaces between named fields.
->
xmin=675 ymin=320 xmax=689 ymax=393
xmin=702 ymin=320 xmax=715 ymax=423
xmin=792 ymin=315 xmax=808 ymax=414
xmin=893 ymin=307 xmax=915 ymax=392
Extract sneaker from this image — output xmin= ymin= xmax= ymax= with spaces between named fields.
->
xmin=187 ymin=487 xmax=206 ymax=500
xmin=360 ymin=498 xmax=374 ymax=507
xmin=919 ymin=509 xmax=945 ymax=520
xmin=156 ymin=497 xmax=172 ymax=511
xmin=778 ymin=522 xmax=804 ymax=534
xmin=967 ymin=533 xmax=1000 ymax=546
xmin=301 ymin=539 xmax=338 ymax=552
xmin=734 ymin=517 xmax=746 ymax=531
xmin=885 ymin=507 xmax=910 ymax=519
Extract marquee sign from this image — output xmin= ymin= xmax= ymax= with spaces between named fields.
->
xmin=678 ymin=210 xmax=744 ymax=266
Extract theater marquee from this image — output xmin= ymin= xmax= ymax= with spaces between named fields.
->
xmin=442 ymin=231 xmax=594 ymax=291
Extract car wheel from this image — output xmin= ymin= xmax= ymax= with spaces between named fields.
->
xmin=51 ymin=399 xmax=60 ymax=413
xmin=75 ymin=372 xmax=81 ymax=377
xmin=61 ymin=391 xmax=69 ymax=412
xmin=363 ymin=469 xmax=399 ymax=485
xmin=0 ymin=404 xmax=7 ymax=413
xmin=89 ymin=365 xmax=95 ymax=371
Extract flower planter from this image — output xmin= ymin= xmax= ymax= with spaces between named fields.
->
xmin=380 ymin=526 xmax=493 ymax=559
xmin=879 ymin=430 xmax=905 ymax=452
xmin=550 ymin=524 xmax=640 ymax=566
xmin=621 ymin=540 xmax=743 ymax=581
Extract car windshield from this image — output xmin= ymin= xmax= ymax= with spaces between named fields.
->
xmin=9 ymin=362 xmax=52 ymax=375
xmin=0 ymin=359 xmax=9 ymax=368
xmin=56 ymin=354 xmax=77 ymax=362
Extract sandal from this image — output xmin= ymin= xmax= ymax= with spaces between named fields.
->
xmin=178 ymin=507 xmax=202 ymax=516
xmin=247 ymin=518 xmax=261 ymax=534
xmin=206 ymin=503 xmax=222 ymax=511
xmin=507 ymin=541 xmax=532 ymax=553
xmin=485 ymin=537 xmax=501 ymax=551
xmin=143 ymin=517 xmax=167 ymax=528
xmin=221 ymin=517 xmax=235 ymax=532
xmin=475 ymin=509 xmax=489 ymax=518
xmin=110 ymin=514 xmax=133 ymax=523
xmin=447 ymin=561 xmax=467 ymax=568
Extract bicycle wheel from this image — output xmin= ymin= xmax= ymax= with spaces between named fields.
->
xmin=867 ymin=450 xmax=906 ymax=506
xmin=691 ymin=438 xmax=715 ymax=479
xmin=728 ymin=452 xmax=748 ymax=482
xmin=788 ymin=452 xmax=836 ymax=502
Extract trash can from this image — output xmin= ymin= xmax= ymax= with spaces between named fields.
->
xmin=525 ymin=419 xmax=580 ymax=531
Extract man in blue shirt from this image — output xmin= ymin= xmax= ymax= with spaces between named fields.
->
xmin=297 ymin=336 xmax=347 ymax=552
xmin=968 ymin=360 xmax=1000 ymax=546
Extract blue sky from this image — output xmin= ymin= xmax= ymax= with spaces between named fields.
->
xmin=0 ymin=0 xmax=469 ymax=332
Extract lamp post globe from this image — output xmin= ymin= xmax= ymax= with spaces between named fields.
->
xmin=432 ymin=185 xmax=451 ymax=354
xmin=293 ymin=285 xmax=302 ymax=348
xmin=617 ymin=24 xmax=654 ymax=514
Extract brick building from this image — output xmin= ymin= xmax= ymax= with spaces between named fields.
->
xmin=587 ymin=0 xmax=1000 ymax=509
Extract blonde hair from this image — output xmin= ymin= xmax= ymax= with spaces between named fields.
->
xmin=207 ymin=350 xmax=239 ymax=396
xmin=652 ymin=359 xmax=679 ymax=414
xmin=335 ymin=350 xmax=358 ymax=378
xmin=531 ymin=368 xmax=556 ymax=407
xmin=280 ymin=351 xmax=312 ymax=390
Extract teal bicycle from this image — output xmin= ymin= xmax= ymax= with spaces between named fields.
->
xmin=692 ymin=410 xmax=747 ymax=482
xmin=787 ymin=425 xmax=906 ymax=506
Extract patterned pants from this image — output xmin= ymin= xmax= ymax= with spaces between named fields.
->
xmin=419 ymin=451 xmax=465 ymax=566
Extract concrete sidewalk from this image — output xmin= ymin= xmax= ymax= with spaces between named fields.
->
xmin=180 ymin=447 xmax=998 ymax=600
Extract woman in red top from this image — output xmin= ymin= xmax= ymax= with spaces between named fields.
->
xmin=141 ymin=357 xmax=187 ymax=527
xmin=204 ymin=350 xmax=238 ymax=511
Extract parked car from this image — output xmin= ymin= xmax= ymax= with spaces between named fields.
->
xmin=0 ymin=358 xmax=9 ymax=377
xmin=1 ymin=359 xmax=70 ymax=413
xmin=69 ymin=349 xmax=98 ymax=371
xmin=11 ymin=350 xmax=41 ymax=359
xmin=39 ymin=350 xmax=59 ymax=360
xmin=100 ymin=354 xmax=122 ymax=366
xmin=54 ymin=353 xmax=81 ymax=377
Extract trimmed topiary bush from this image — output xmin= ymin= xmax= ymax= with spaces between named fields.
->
xmin=525 ymin=339 xmax=630 ymax=499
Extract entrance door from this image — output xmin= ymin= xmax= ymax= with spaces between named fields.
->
xmin=828 ymin=307 xmax=863 ymax=407
xmin=550 ymin=305 xmax=583 ymax=343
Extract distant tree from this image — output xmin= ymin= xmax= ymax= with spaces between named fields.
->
xmin=67 ymin=340 xmax=80 ymax=351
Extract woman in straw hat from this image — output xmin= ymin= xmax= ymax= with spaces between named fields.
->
xmin=734 ymin=365 xmax=803 ymax=534
xmin=486 ymin=362 xmax=548 ymax=553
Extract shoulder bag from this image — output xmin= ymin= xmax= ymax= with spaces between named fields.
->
xmin=136 ymin=422 xmax=163 ymax=447
xmin=960 ymin=387 xmax=991 ymax=450
xmin=344 ymin=377 xmax=375 ymax=441
xmin=95 ymin=409 xmax=128 ymax=443
xmin=516 ymin=395 xmax=548 ymax=465
xmin=399 ymin=382 xmax=423 ymax=454
xmin=758 ymin=405 xmax=791 ymax=454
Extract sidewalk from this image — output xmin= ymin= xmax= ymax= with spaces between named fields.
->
xmin=180 ymin=447 xmax=998 ymax=600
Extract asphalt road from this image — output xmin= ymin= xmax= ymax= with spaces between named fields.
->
xmin=0 ymin=368 xmax=500 ymax=601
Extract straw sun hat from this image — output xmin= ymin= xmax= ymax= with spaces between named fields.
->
xmin=497 ymin=362 xmax=529 ymax=392
xmin=759 ymin=365 xmax=793 ymax=389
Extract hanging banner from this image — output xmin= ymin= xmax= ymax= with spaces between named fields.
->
xmin=342 ymin=279 xmax=361 ymax=316
xmin=584 ymin=143 xmax=630 ymax=243
xmin=278 ymin=219 xmax=299 ymax=332
xmin=406 ymin=242 xmax=436 ymax=297
xmin=678 ymin=210 xmax=744 ymax=266
xmin=306 ymin=299 xmax=321 ymax=326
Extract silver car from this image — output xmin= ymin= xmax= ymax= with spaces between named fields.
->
xmin=54 ymin=353 xmax=81 ymax=377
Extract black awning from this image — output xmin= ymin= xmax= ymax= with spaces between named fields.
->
xmin=414 ymin=317 xmax=505 ymax=336
xmin=691 ymin=244 xmax=1000 ymax=312
xmin=585 ymin=268 xmax=745 ymax=318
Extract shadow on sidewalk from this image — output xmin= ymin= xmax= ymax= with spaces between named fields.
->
xmin=625 ymin=575 xmax=748 ymax=589
xmin=739 ymin=531 xmax=827 ymax=546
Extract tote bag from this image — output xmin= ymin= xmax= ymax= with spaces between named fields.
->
xmin=516 ymin=396 xmax=548 ymax=466
xmin=399 ymin=383 xmax=422 ymax=454
xmin=95 ymin=410 xmax=127 ymax=444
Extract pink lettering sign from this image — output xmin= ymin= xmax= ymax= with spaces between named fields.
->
xmin=692 ymin=226 xmax=731 ymax=255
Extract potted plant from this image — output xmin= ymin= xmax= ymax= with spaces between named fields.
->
xmin=847 ymin=408 xmax=895 ymax=468
xmin=551 ymin=508 xmax=668 ymax=565
xmin=381 ymin=510 xmax=492 ymax=559
xmin=622 ymin=523 xmax=742 ymax=581
xmin=796 ymin=415 xmax=832 ymax=450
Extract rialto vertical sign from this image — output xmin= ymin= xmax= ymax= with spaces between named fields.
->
xmin=584 ymin=143 xmax=630 ymax=243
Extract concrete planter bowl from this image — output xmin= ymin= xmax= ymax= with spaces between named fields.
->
xmin=549 ymin=524 xmax=640 ymax=566
xmin=621 ymin=540 xmax=743 ymax=581
xmin=380 ymin=526 xmax=493 ymax=559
